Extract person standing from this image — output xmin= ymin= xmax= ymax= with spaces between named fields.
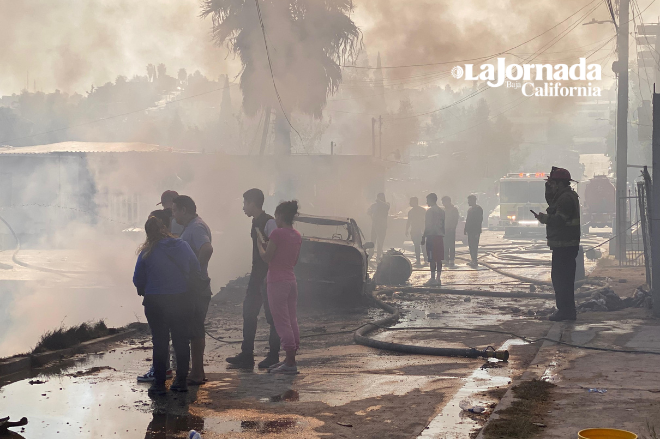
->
xmin=405 ymin=197 xmax=427 ymax=266
xmin=157 ymin=190 xmax=184 ymax=236
xmin=534 ymin=167 xmax=581 ymax=321
xmin=136 ymin=209 xmax=179 ymax=383
xmin=171 ymin=195 xmax=213 ymax=385
xmin=226 ymin=188 xmax=281 ymax=369
xmin=133 ymin=215 xmax=200 ymax=396
xmin=256 ymin=201 xmax=302 ymax=375
xmin=464 ymin=195 xmax=484 ymax=267
xmin=368 ymin=193 xmax=390 ymax=261
xmin=442 ymin=196 xmax=459 ymax=267
xmin=421 ymin=193 xmax=445 ymax=286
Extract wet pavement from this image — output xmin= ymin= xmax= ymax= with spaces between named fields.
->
xmin=0 ymin=231 xmax=605 ymax=438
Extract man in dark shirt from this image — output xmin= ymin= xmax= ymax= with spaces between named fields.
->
xmin=172 ymin=195 xmax=213 ymax=386
xmin=226 ymin=188 xmax=280 ymax=369
xmin=406 ymin=197 xmax=427 ymax=266
xmin=464 ymin=194 xmax=484 ymax=267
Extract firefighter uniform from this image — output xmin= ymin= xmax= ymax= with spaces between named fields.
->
xmin=537 ymin=167 xmax=581 ymax=321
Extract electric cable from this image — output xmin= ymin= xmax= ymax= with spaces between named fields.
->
xmin=340 ymin=0 xmax=603 ymax=70
xmin=252 ymin=0 xmax=303 ymax=145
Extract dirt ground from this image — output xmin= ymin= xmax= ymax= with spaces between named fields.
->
xmin=3 ymin=233 xmax=657 ymax=439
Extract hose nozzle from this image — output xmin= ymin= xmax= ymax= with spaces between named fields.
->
xmin=484 ymin=350 xmax=509 ymax=361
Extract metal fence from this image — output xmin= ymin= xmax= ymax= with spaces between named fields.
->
xmin=620 ymin=186 xmax=646 ymax=267
xmin=637 ymin=167 xmax=653 ymax=287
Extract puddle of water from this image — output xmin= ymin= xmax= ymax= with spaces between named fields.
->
xmin=206 ymin=417 xmax=299 ymax=434
xmin=417 ymin=339 xmax=526 ymax=439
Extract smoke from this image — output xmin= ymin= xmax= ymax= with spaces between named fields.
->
xmin=356 ymin=0 xmax=616 ymax=77
xmin=0 ymin=0 xmax=239 ymax=96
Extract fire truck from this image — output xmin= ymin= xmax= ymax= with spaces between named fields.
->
xmin=582 ymin=175 xmax=615 ymax=230
xmin=498 ymin=172 xmax=548 ymax=237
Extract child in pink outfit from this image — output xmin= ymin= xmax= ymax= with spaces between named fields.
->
xmin=257 ymin=200 xmax=302 ymax=374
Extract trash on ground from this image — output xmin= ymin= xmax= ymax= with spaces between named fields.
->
xmin=588 ymin=388 xmax=607 ymax=394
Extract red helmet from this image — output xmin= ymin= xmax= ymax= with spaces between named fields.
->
xmin=547 ymin=166 xmax=575 ymax=182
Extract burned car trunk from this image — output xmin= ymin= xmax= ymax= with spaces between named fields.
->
xmin=294 ymin=214 xmax=373 ymax=300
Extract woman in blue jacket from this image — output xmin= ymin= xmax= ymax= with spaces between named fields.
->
xmin=133 ymin=215 xmax=200 ymax=396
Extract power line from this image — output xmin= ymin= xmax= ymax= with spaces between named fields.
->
xmin=340 ymin=0 xmax=602 ymax=70
xmin=253 ymin=0 xmax=303 ymax=145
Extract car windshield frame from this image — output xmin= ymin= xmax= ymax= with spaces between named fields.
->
xmin=295 ymin=216 xmax=354 ymax=242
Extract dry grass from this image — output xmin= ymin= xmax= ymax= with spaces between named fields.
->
xmin=483 ymin=379 xmax=556 ymax=439
xmin=32 ymin=321 xmax=110 ymax=354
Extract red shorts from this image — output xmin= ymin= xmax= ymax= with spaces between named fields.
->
xmin=426 ymin=235 xmax=444 ymax=262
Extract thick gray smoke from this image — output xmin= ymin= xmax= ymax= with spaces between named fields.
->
xmin=0 ymin=0 xmax=238 ymax=96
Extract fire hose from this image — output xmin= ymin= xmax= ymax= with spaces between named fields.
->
xmin=354 ymin=288 xmax=510 ymax=361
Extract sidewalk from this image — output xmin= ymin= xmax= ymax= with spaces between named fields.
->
xmin=481 ymin=306 xmax=660 ymax=439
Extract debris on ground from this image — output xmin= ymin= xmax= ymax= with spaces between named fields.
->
xmin=483 ymin=379 xmax=556 ymax=439
xmin=587 ymin=388 xmax=607 ymax=394
xmin=578 ymin=287 xmax=653 ymax=313
xmin=28 ymin=379 xmax=45 ymax=385
xmin=216 ymin=274 xmax=251 ymax=297
xmin=67 ymin=366 xmax=116 ymax=377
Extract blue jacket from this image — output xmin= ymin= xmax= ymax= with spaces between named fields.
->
xmin=133 ymin=238 xmax=201 ymax=296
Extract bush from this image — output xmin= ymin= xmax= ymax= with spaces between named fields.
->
xmin=32 ymin=320 xmax=110 ymax=354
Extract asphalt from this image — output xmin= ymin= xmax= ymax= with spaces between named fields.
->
xmin=5 ymin=231 xmax=651 ymax=439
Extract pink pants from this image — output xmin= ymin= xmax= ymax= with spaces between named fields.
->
xmin=266 ymin=280 xmax=300 ymax=352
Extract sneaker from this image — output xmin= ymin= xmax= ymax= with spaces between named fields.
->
xmin=268 ymin=361 xmax=285 ymax=371
xmin=258 ymin=354 xmax=280 ymax=369
xmin=548 ymin=310 xmax=577 ymax=321
xmin=138 ymin=366 xmax=173 ymax=382
xmin=424 ymin=278 xmax=438 ymax=286
xmin=147 ymin=382 xmax=167 ymax=396
xmin=170 ymin=376 xmax=188 ymax=392
xmin=226 ymin=352 xmax=255 ymax=368
xmin=269 ymin=363 xmax=298 ymax=375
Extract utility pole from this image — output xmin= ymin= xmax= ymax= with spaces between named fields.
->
xmin=652 ymin=87 xmax=660 ymax=316
xmin=372 ymin=117 xmax=376 ymax=156
xmin=379 ymin=115 xmax=382 ymax=158
xmin=614 ymin=0 xmax=630 ymax=263
xmin=259 ymin=106 xmax=272 ymax=155
xmin=330 ymin=141 xmax=335 ymax=155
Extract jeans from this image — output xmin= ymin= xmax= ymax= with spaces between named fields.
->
xmin=411 ymin=232 xmax=424 ymax=263
xmin=241 ymin=270 xmax=281 ymax=356
xmin=467 ymin=233 xmax=481 ymax=263
xmin=190 ymin=292 xmax=211 ymax=339
xmin=267 ymin=280 xmax=300 ymax=352
xmin=551 ymin=246 xmax=579 ymax=313
xmin=143 ymin=293 xmax=193 ymax=384
xmin=371 ymin=225 xmax=387 ymax=260
xmin=444 ymin=228 xmax=456 ymax=262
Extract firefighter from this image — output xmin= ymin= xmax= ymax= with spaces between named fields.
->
xmin=533 ymin=167 xmax=581 ymax=321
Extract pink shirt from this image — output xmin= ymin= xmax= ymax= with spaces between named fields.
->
xmin=267 ymin=227 xmax=302 ymax=283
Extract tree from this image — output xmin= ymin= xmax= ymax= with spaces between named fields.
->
xmin=157 ymin=63 xmax=167 ymax=80
xmin=146 ymin=64 xmax=156 ymax=82
xmin=201 ymin=0 xmax=361 ymax=153
xmin=178 ymin=68 xmax=188 ymax=85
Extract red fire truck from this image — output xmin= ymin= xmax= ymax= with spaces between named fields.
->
xmin=582 ymin=175 xmax=615 ymax=230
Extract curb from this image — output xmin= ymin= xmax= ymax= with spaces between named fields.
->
xmin=475 ymin=322 xmax=563 ymax=439
xmin=0 ymin=327 xmax=142 ymax=379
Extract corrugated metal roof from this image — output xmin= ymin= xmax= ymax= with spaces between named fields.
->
xmin=0 ymin=141 xmax=171 ymax=154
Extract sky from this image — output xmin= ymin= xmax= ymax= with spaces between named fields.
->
xmin=0 ymin=0 xmax=655 ymax=96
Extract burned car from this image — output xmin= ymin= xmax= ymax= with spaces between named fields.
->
xmin=294 ymin=214 xmax=374 ymax=299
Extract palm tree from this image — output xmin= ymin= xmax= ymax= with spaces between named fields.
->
xmin=201 ymin=0 xmax=361 ymax=153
